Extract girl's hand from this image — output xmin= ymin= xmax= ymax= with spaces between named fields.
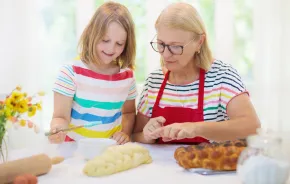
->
xmin=48 ymin=122 xmax=68 ymax=144
xmin=112 ymin=131 xmax=130 ymax=145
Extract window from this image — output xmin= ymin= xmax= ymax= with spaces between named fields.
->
xmin=38 ymin=0 xmax=78 ymax=130
xmin=39 ymin=0 xmax=77 ymax=92
xmin=233 ymin=0 xmax=253 ymax=81
xmin=38 ymin=0 xmax=254 ymax=130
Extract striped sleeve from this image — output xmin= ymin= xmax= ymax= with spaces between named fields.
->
xmin=52 ymin=65 xmax=76 ymax=97
xmin=126 ymin=76 xmax=138 ymax=100
xmin=137 ymin=76 xmax=151 ymax=117
xmin=220 ymin=65 xmax=248 ymax=109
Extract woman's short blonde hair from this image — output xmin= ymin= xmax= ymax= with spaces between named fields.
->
xmin=155 ymin=3 xmax=213 ymax=71
xmin=78 ymin=2 xmax=136 ymax=69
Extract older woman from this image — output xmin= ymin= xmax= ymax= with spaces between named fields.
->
xmin=132 ymin=2 xmax=260 ymax=144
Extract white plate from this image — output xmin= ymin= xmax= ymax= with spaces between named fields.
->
xmin=187 ymin=168 xmax=236 ymax=175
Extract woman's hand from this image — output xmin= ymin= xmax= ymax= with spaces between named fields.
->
xmin=151 ymin=122 xmax=197 ymax=142
xmin=143 ymin=116 xmax=166 ymax=141
xmin=112 ymin=131 xmax=130 ymax=145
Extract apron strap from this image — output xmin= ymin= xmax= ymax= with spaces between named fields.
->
xmin=197 ymin=69 xmax=205 ymax=110
xmin=155 ymin=71 xmax=170 ymax=107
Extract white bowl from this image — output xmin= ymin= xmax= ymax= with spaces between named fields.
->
xmin=77 ymin=138 xmax=117 ymax=160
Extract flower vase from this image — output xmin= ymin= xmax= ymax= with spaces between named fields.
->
xmin=0 ymin=131 xmax=8 ymax=163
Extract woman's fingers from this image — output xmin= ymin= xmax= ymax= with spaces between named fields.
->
xmin=176 ymin=130 xmax=187 ymax=140
xmin=162 ymin=137 xmax=173 ymax=142
xmin=148 ymin=125 xmax=157 ymax=132
xmin=155 ymin=116 xmax=166 ymax=124
xmin=151 ymin=124 xmax=183 ymax=141
xmin=169 ymin=128 xmax=179 ymax=139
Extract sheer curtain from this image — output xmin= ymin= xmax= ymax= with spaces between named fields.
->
xmin=0 ymin=0 xmax=45 ymax=149
xmin=0 ymin=0 xmax=41 ymax=93
xmin=252 ymin=0 xmax=290 ymax=132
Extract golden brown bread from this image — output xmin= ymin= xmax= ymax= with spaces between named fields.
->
xmin=174 ymin=139 xmax=247 ymax=171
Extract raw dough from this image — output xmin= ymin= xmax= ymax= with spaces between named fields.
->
xmin=83 ymin=143 xmax=152 ymax=176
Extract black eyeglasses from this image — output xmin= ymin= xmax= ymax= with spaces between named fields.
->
xmin=150 ymin=34 xmax=196 ymax=55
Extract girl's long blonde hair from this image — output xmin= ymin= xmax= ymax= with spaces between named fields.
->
xmin=78 ymin=2 xmax=136 ymax=69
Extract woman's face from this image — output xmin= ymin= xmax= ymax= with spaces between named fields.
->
xmin=155 ymin=25 xmax=201 ymax=72
xmin=97 ymin=21 xmax=127 ymax=65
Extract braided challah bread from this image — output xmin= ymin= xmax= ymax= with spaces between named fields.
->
xmin=83 ymin=143 xmax=152 ymax=177
xmin=174 ymin=140 xmax=247 ymax=171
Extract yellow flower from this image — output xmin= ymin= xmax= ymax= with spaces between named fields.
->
xmin=16 ymin=99 xmax=28 ymax=113
xmin=16 ymin=85 xmax=22 ymax=91
xmin=37 ymin=91 xmax=45 ymax=96
xmin=5 ymin=97 xmax=17 ymax=109
xmin=4 ymin=108 xmax=12 ymax=118
xmin=19 ymin=119 xmax=26 ymax=127
xmin=28 ymin=106 xmax=37 ymax=117
xmin=36 ymin=103 xmax=42 ymax=110
xmin=11 ymin=91 xmax=23 ymax=101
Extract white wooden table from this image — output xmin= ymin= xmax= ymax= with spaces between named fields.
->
xmin=8 ymin=142 xmax=243 ymax=184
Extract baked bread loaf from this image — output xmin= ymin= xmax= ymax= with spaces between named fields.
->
xmin=83 ymin=143 xmax=152 ymax=177
xmin=174 ymin=140 xmax=247 ymax=171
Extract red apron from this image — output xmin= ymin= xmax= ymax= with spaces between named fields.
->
xmin=152 ymin=69 xmax=209 ymax=144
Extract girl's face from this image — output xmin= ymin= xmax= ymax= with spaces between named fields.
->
xmin=97 ymin=21 xmax=127 ymax=65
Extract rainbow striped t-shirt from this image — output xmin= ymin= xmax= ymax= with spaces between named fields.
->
xmin=137 ymin=60 xmax=248 ymax=122
xmin=52 ymin=61 xmax=137 ymax=141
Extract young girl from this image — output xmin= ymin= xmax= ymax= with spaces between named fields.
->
xmin=48 ymin=2 xmax=137 ymax=145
